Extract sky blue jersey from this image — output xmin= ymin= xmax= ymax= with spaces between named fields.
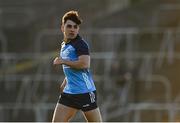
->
xmin=60 ymin=35 xmax=96 ymax=94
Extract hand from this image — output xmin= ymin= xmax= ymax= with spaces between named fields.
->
xmin=53 ymin=57 xmax=64 ymax=65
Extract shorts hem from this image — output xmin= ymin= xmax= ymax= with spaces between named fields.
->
xmin=82 ymin=106 xmax=98 ymax=112
xmin=58 ymin=101 xmax=80 ymax=110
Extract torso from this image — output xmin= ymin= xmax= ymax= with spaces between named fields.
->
xmin=60 ymin=36 xmax=96 ymax=94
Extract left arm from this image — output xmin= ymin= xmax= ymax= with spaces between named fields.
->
xmin=53 ymin=55 xmax=90 ymax=69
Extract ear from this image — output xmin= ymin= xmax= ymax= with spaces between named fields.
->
xmin=61 ymin=24 xmax=64 ymax=32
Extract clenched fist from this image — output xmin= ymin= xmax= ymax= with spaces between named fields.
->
xmin=53 ymin=57 xmax=64 ymax=65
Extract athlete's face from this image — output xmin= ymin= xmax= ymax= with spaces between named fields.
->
xmin=61 ymin=20 xmax=79 ymax=40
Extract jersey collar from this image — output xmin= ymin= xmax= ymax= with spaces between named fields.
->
xmin=63 ymin=34 xmax=82 ymax=45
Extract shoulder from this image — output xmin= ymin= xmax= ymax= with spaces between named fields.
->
xmin=71 ymin=38 xmax=90 ymax=56
xmin=72 ymin=38 xmax=89 ymax=49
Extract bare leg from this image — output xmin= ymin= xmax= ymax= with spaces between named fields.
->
xmin=82 ymin=108 xmax=102 ymax=122
xmin=52 ymin=103 xmax=78 ymax=122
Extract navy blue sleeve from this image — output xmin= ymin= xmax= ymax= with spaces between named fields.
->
xmin=73 ymin=40 xmax=90 ymax=56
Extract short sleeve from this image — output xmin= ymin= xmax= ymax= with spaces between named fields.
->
xmin=73 ymin=40 xmax=90 ymax=56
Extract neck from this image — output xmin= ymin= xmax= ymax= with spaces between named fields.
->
xmin=64 ymin=35 xmax=79 ymax=43
xmin=63 ymin=38 xmax=70 ymax=42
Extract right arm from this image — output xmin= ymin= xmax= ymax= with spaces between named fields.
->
xmin=53 ymin=55 xmax=90 ymax=69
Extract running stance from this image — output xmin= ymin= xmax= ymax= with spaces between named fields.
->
xmin=52 ymin=10 xmax=102 ymax=122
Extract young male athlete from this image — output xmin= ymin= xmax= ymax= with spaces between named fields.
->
xmin=52 ymin=10 xmax=102 ymax=122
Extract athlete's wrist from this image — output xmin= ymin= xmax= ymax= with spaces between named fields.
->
xmin=61 ymin=59 xmax=66 ymax=65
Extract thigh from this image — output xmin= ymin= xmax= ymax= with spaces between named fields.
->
xmin=83 ymin=107 xmax=102 ymax=122
xmin=52 ymin=103 xmax=78 ymax=122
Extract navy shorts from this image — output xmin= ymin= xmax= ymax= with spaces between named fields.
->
xmin=58 ymin=91 xmax=98 ymax=112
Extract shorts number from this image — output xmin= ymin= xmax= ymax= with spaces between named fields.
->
xmin=89 ymin=92 xmax=95 ymax=103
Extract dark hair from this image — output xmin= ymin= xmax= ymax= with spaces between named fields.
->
xmin=62 ymin=10 xmax=82 ymax=25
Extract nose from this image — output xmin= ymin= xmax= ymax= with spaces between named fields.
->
xmin=70 ymin=28 xmax=75 ymax=33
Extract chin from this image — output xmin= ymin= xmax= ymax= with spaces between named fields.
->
xmin=68 ymin=36 xmax=76 ymax=40
xmin=67 ymin=38 xmax=74 ymax=40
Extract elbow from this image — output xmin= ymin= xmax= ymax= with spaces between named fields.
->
xmin=80 ymin=62 xmax=90 ymax=69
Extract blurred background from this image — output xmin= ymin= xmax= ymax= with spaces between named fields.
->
xmin=0 ymin=0 xmax=180 ymax=121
